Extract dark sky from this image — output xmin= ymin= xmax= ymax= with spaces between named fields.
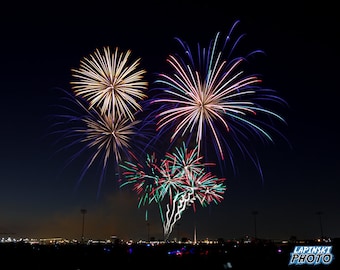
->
xmin=1 ymin=1 xmax=339 ymax=242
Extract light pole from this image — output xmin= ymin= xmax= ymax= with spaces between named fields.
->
xmin=81 ymin=209 xmax=87 ymax=244
xmin=176 ymin=223 xmax=180 ymax=242
xmin=146 ymin=222 xmax=150 ymax=242
xmin=252 ymin=210 xmax=258 ymax=240
xmin=316 ymin=211 xmax=324 ymax=238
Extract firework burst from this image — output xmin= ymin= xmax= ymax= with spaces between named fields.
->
xmin=150 ymin=20 xmax=288 ymax=175
xmin=119 ymin=141 xmax=226 ymax=240
xmin=71 ymin=46 xmax=148 ymax=121
xmin=49 ymin=87 xmax=152 ymax=195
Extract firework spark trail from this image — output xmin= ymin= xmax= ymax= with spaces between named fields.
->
xmin=150 ymin=20 xmax=288 ymax=176
xmin=187 ymin=171 xmax=226 ymax=207
xmin=119 ymin=152 xmax=161 ymax=207
xmin=156 ymin=158 xmax=187 ymax=203
xmin=163 ymin=190 xmax=194 ymax=241
xmin=163 ymin=143 xmax=206 ymax=180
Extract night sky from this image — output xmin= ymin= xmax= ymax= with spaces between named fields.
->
xmin=1 ymin=1 xmax=339 ymax=242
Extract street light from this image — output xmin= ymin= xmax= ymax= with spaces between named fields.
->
xmin=81 ymin=209 xmax=87 ymax=244
xmin=316 ymin=211 xmax=324 ymax=238
xmin=252 ymin=210 xmax=258 ymax=240
xmin=146 ymin=222 xmax=150 ymax=242
xmin=176 ymin=223 xmax=180 ymax=242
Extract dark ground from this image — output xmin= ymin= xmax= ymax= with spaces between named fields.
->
xmin=0 ymin=239 xmax=338 ymax=270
